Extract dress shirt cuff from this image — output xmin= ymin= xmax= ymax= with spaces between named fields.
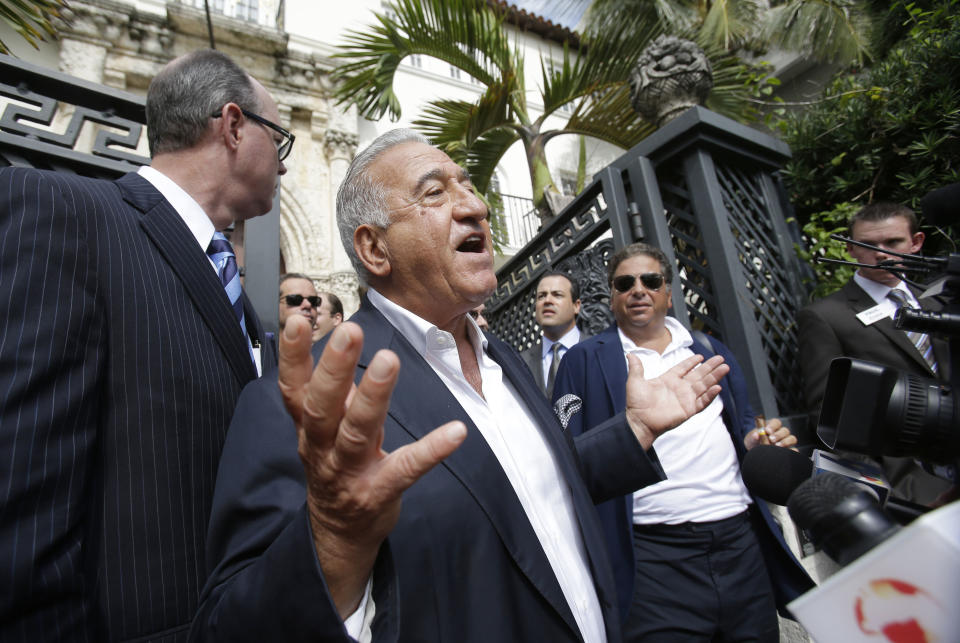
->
xmin=344 ymin=576 xmax=374 ymax=641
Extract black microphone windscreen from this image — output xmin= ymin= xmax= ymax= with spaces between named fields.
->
xmin=787 ymin=472 xmax=900 ymax=566
xmin=787 ymin=472 xmax=862 ymax=530
xmin=740 ymin=445 xmax=813 ymax=505
xmin=919 ymin=182 xmax=960 ymax=226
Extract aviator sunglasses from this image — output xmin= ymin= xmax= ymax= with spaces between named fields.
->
xmin=281 ymin=294 xmax=321 ymax=307
xmin=612 ymin=272 xmax=665 ymax=293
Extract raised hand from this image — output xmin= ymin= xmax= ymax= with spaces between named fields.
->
xmin=277 ymin=316 xmax=467 ymax=618
xmin=625 ymin=353 xmax=729 ymax=449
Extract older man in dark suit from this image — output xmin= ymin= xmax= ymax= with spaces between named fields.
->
xmin=0 ymin=49 xmax=287 ymax=641
xmin=191 ymin=129 xmax=729 ymax=642
xmin=797 ymin=202 xmax=952 ymax=503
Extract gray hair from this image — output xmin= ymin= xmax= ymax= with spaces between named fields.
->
xmin=146 ymin=49 xmax=260 ymax=157
xmin=336 ymin=128 xmax=430 ymax=284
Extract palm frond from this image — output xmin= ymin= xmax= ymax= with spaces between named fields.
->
xmin=413 ymin=81 xmax=516 ymax=152
xmin=539 ymin=17 xmax=661 ymax=119
xmin=1 ymin=0 xmax=69 ymax=54
xmin=580 ymin=0 xmax=697 ymax=39
xmin=699 ymin=0 xmax=766 ymax=51
xmin=561 ymin=83 xmax=656 ymax=149
xmin=332 ymin=0 xmax=516 ymax=121
xmin=762 ymin=0 xmax=874 ymax=65
xmin=461 ymin=128 xmax=522 ymax=195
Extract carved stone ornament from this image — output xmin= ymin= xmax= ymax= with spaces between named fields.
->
xmin=629 ymin=35 xmax=713 ymax=127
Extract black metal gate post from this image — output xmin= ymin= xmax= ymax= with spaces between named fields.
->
xmin=492 ymin=106 xmax=812 ymax=424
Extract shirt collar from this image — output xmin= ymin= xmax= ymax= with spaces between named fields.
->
xmin=617 ymin=316 xmax=691 ymax=354
xmin=366 ymin=288 xmax=488 ymax=356
xmin=138 ymin=165 xmax=216 ymax=251
xmin=542 ymin=325 xmax=581 ymax=357
xmin=853 ymin=271 xmax=912 ymax=306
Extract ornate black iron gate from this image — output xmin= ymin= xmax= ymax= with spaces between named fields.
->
xmin=489 ymin=107 xmax=813 ymax=426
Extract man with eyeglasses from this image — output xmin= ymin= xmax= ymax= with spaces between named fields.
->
xmin=553 ymin=242 xmax=813 ymax=642
xmin=279 ymin=273 xmax=320 ymax=333
xmin=0 ymin=49 xmax=288 ymax=642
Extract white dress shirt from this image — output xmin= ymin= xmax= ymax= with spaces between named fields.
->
xmin=368 ymin=289 xmax=607 ymax=643
xmin=619 ymin=317 xmax=751 ymax=525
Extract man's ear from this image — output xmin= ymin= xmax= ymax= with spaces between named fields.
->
xmin=214 ymin=103 xmax=244 ymax=152
xmin=355 ymin=225 xmax=391 ymax=278
xmin=910 ymin=230 xmax=925 ymax=254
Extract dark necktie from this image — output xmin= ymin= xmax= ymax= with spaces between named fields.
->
xmin=207 ymin=232 xmax=250 ymax=347
xmin=546 ymin=342 xmax=563 ymax=394
xmin=887 ymin=289 xmax=938 ymax=374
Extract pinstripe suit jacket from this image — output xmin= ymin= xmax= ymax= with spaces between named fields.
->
xmin=0 ymin=168 xmax=269 ymax=642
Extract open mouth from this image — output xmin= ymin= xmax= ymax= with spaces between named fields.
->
xmin=457 ymin=233 xmax=486 ymax=253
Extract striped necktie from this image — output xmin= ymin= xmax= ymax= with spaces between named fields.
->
xmin=207 ymin=231 xmax=249 ymax=344
xmin=887 ymin=289 xmax=938 ymax=374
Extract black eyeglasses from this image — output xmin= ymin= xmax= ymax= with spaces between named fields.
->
xmin=612 ymin=272 xmax=665 ymax=293
xmin=281 ymin=294 xmax=321 ymax=307
xmin=212 ymin=108 xmax=295 ymax=161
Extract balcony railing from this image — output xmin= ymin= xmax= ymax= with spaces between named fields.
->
xmin=176 ymin=0 xmax=284 ymax=29
xmin=492 ymin=192 xmax=539 ymax=251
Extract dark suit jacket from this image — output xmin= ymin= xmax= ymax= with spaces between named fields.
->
xmin=797 ymin=279 xmax=951 ymax=503
xmin=0 ymin=169 xmax=271 ymax=642
xmin=192 ymin=297 xmax=666 ymax=642
xmin=553 ymin=324 xmax=814 ymax=621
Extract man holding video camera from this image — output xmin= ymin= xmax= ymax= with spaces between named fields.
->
xmin=797 ymin=202 xmax=952 ymax=504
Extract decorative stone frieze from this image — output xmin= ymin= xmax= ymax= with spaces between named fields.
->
xmin=324 ymin=129 xmax=358 ymax=161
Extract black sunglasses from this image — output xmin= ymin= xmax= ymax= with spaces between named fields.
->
xmin=612 ymin=272 xmax=665 ymax=293
xmin=281 ymin=294 xmax=321 ymax=307
xmin=211 ymin=108 xmax=295 ymax=161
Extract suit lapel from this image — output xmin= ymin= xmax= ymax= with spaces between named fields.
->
xmin=594 ymin=327 xmax=628 ymax=414
xmin=117 ymin=172 xmax=257 ymax=384
xmin=352 ymin=302 xmax=580 ymax=635
xmin=844 ymin=281 xmax=936 ymax=375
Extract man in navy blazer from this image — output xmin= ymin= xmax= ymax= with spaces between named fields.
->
xmin=554 ymin=243 xmax=814 ymax=641
xmin=0 ymin=50 xmax=285 ymax=641
xmin=191 ymin=129 xmax=730 ymax=642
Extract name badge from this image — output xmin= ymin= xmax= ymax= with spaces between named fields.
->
xmin=856 ymin=304 xmax=891 ymax=326
xmin=252 ymin=344 xmax=263 ymax=377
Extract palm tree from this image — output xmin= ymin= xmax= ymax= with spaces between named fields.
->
xmin=576 ymin=0 xmax=874 ymax=66
xmin=1 ymin=0 xmax=69 ymax=55
xmin=332 ymin=0 xmax=757 ymax=221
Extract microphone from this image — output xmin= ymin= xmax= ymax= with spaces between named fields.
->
xmin=919 ymin=182 xmax=960 ymax=226
xmin=787 ymin=473 xmax=900 ymax=566
xmin=784 ymin=475 xmax=960 ymax=642
xmin=741 ymin=446 xmax=929 ymax=524
xmin=741 ymin=445 xmax=812 ymax=505
xmin=553 ymin=394 xmax=582 ymax=431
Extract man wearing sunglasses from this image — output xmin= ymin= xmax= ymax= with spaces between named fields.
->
xmin=279 ymin=273 xmax=320 ymax=332
xmin=553 ymin=242 xmax=813 ymax=642
xmin=1 ymin=50 xmax=286 ymax=642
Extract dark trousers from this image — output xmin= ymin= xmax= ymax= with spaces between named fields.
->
xmin=623 ymin=510 xmax=779 ymax=643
